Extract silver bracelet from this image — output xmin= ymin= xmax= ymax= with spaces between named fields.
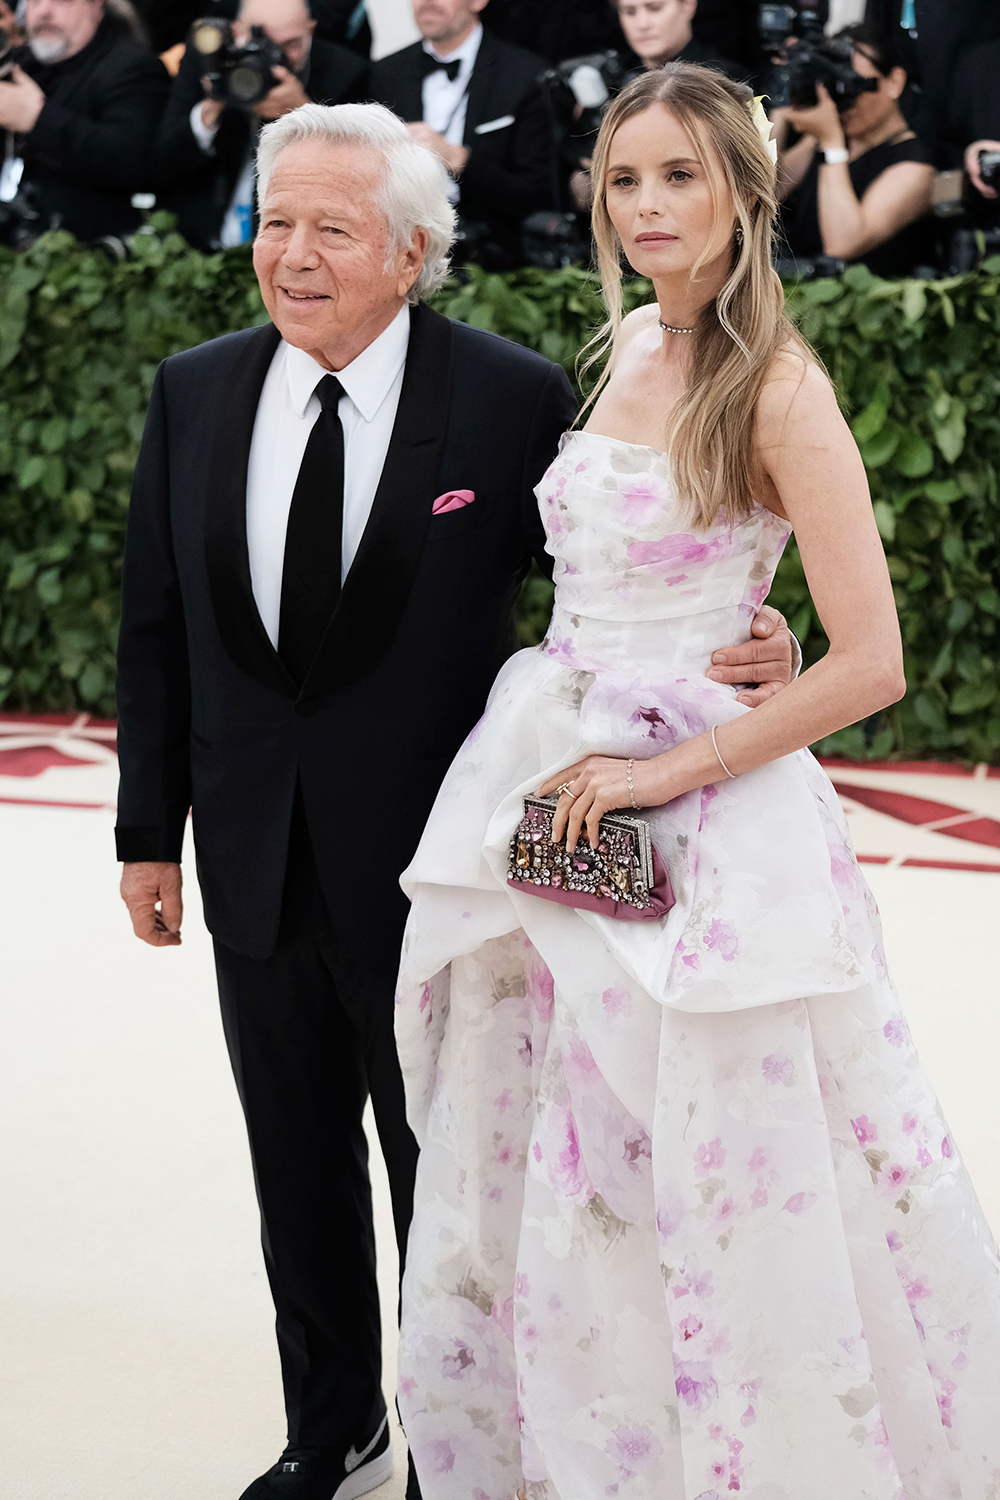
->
xmin=626 ymin=758 xmax=638 ymax=808
xmin=823 ymin=146 xmax=850 ymax=164
xmin=711 ymin=725 xmax=736 ymax=780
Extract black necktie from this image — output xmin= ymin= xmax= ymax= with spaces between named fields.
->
xmin=278 ymin=374 xmax=345 ymax=685
xmin=421 ymin=52 xmax=462 ymax=82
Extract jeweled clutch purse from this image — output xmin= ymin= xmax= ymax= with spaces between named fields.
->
xmin=507 ymin=795 xmax=674 ymax=922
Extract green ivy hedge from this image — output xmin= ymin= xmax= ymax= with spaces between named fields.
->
xmin=1 ymin=223 xmax=998 ymax=762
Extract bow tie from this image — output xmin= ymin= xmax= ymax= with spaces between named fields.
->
xmin=421 ymin=52 xmax=462 ymax=82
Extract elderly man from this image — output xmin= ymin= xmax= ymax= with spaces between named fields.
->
xmin=116 ymin=101 xmax=795 ymax=1500
xmin=153 ymin=0 xmax=366 ymax=250
xmin=0 ymin=0 xmax=167 ymax=242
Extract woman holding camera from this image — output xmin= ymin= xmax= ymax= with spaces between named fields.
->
xmin=775 ymin=24 xmax=934 ymax=278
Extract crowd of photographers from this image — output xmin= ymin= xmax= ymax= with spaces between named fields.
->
xmin=1 ymin=0 xmax=999 ymax=279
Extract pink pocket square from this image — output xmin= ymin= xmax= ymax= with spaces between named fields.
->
xmin=432 ymin=489 xmax=475 ymax=515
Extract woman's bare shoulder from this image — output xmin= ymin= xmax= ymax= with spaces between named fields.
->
xmin=618 ymin=303 xmax=661 ymax=344
xmin=756 ymin=342 xmax=840 ymax=446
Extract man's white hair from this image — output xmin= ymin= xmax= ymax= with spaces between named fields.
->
xmin=256 ymin=102 xmax=457 ymax=303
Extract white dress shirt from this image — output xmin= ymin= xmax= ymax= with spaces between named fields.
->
xmin=245 ymin=304 xmax=411 ymax=649
xmin=421 ymin=23 xmax=483 ymax=203
xmin=188 ymin=102 xmax=258 ymax=247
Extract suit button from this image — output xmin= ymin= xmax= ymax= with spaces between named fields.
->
xmin=295 ymin=701 xmax=317 ymax=718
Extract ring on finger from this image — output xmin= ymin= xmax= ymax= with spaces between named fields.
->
xmin=556 ymin=781 xmax=577 ymax=798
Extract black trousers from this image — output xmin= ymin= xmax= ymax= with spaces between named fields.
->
xmin=213 ymin=799 xmax=419 ymax=1450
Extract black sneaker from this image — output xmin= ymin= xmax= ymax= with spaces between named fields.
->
xmin=238 ymin=1414 xmax=393 ymax=1500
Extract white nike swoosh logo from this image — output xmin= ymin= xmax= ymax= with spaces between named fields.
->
xmin=344 ymin=1414 xmax=388 ymax=1473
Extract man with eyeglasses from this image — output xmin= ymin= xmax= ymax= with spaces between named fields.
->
xmin=0 ymin=0 xmax=168 ymax=242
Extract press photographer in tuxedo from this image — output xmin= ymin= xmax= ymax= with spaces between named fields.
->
xmin=116 ymin=100 xmax=796 ymax=1500
xmin=368 ymin=0 xmax=551 ymax=265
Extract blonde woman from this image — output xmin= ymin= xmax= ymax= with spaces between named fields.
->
xmin=395 ymin=63 xmax=1000 ymax=1500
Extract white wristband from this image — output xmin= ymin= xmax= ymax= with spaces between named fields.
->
xmin=823 ymin=146 xmax=850 ymax=164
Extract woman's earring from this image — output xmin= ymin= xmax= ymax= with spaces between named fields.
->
xmin=735 ymin=224 xmax=744 ymax=245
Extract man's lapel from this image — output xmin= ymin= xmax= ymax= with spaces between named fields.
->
xmin=463 ymin=30 xmax=500 ymax=143
xmin=204 ymin=321 xmax=298 ymax=700
xmin=399 ymin=43 xmax=428 ymax=124
xmin=300 ymin=302 xmax=454 ymax=699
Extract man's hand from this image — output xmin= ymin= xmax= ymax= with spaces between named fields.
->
xmin=706 ymin=605 xmax=796 ymax=707
xmin=120 ymin=861 xmax=183 ymax=947
xmin=965 ymin=138 xmax=1000 ymax=200
xmin=253 ymin=65 xmax=308 ymax=121
xmin=200 ymin=84 xmax=225 ymax=132
xmin=0 ymin=65 xmax=46 ymax=135
xmin=406 ymin=120 xmax=468 ymax=176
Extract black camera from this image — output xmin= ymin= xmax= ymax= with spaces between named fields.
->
xmin=978 ymin=150 xmax=1000 ymax=190
xmin=759 ymin=3 xmax=878 ymax=111
xmin=189 ymin=17 xmax=286 ymax=108
xmin=0 ymin=189 xmax=43 ymax=251
xmin=542 ymin=51 xmax=629 ymax=134
xmin=521 ymin=209 xmax=590 ymax=270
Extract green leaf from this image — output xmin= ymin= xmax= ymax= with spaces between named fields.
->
xmin=41 ymin=456 xmax=66 ymax=500
xmin=923 ymin=478 xmax=963 ymax=503
xmin=901 ymin=281 xmax=926 ymax=323
xmin=932 ymin=402 xmax=966 ymax=464
xmin=77 ymin=662 xmax=106 ymax=702
xmin=870 ymin=725 xmax=896 ymax=757
xmin=950 ymin=681 xmax=997 ymax=715
xmin=63 ymin=487 xmax=94 ymax=523
xmin=39 ymin=416 xmax=68 ymax=452
xmin=16 ymin=454 xmax=46 ymax=489
xmin=851 ymin=399 xmax=887 ymax=443
xmin=894 ymin=435 xmax=935 ymax=478
xmin=913 ymin=692 xmax=947 ymax=731
xmin=7 ymin=556 xmax=38 ymax=591
xmin=859 ymin=425 xmax=899 ymax=468
xmin=36 ymin=566 xmax=62 ymax=606
xmin=872 ymin=500 xmax=896 ymax=541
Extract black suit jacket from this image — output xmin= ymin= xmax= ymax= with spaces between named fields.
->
xmin=115 ymin=304 xmax=576 ymax=986
xmin=153 ymin=39 xmax=368 ymax=250
xmin=13 ymin=20 xmax=169 ymax=242
xmin=368 ymin=31 xmax=552 ymax=240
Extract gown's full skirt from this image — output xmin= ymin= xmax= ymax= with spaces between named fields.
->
xmin=394 ymin=433 xmax=1000 ymax=1500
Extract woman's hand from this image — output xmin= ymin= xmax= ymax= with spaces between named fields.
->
xmin=538 ymin=754 xmax=669 ymax=851
xmin=784 ymin=83 xmax=845 ymax=152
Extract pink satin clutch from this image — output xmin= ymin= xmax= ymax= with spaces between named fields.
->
xmin=507 ymin=796 xmax=674 ymax=921
xmin=432 ymin=489 xmax=475 ymax=515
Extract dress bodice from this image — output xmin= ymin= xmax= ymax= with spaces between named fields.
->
xmin=536 ymin=430 xmax=792 ymax=675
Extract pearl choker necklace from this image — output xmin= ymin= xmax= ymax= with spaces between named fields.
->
xmin=659 ymin=319 xmax=695 ymax=334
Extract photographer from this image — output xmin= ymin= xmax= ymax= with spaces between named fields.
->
xmin=776 ymin=24 xmax=934 ymax=277
xmin=0 ymin=0 xmax=168 ymax=243
xmin=369 ymin=0 xmax=551 ymax=268
xmin=951 ymin=39 xmax=1000 ymax=210
xmin=616 ymin=0 xmax=741 ymax=78
xmin=152 ymin=0 xmax=365 ymax=249
xmin=564 ymin=1 xmax=742 ymax=213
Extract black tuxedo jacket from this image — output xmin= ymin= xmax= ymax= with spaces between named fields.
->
xmin=15 ymin=20 xmax=169 ymax=242
xmin=368 ymin=31 xmax=551 ymax=239
xmin=116 ymin=304 xmax=576 ymax=984
xmin=152 ymin=39 xmax=367 ymax=251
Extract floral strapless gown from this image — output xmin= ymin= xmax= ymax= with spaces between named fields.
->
xmin=394 ymin=432 xmax=1000 ymax=1500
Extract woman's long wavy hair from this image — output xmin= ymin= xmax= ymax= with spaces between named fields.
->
xmin=581 ymin=63 xmax=811 ymax=529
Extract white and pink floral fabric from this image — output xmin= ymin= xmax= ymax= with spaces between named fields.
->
xmin=395 ymin=432 xmax=1000 ymax=1500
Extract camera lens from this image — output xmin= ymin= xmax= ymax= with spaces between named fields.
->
xmin=191 ymin=21 xmax=226 ymax=56
xmin=229 ymin=64 xmax=267 ymax=103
